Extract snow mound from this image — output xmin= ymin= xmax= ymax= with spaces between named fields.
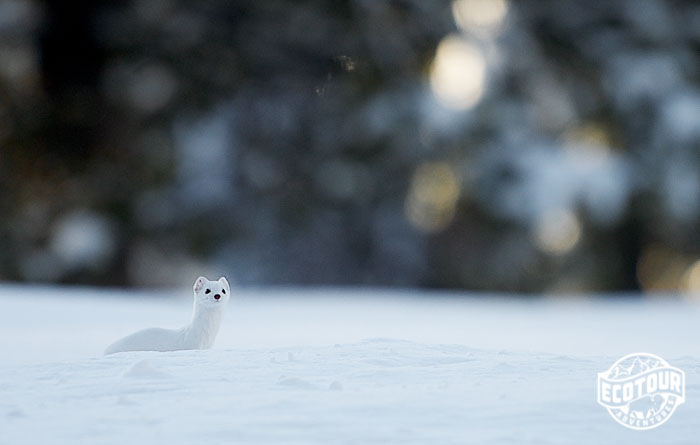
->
xmin=0 ymin=285 xmax=699 ymax=444
xmin=122 ymin=359 xmax=172 ymax=379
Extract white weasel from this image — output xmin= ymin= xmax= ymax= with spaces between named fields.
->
xmin=104 ymin=276 xmax=230 ymax=354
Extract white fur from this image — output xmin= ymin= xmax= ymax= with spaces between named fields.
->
xmin=104 ymin=276 xmax=230 ymax=355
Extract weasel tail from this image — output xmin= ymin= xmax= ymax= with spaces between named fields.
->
xmin=104 ymin=276 xmax=230 ymax=354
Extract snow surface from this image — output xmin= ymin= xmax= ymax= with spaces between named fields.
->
xmin=0 ymin=284 xmax=699 ymax=444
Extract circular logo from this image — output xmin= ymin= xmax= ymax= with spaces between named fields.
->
xmin=597 ymin=352 xmax=685 ymax=430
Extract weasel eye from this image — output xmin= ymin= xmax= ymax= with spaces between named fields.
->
xmin=205 ymin=289 xmax=211 ymax=294
xmin=222 ymin=289 xmax=226 ymax=294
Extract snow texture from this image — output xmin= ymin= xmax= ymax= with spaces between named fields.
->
xmin=0 ymin=285 xmax=699 ymax=444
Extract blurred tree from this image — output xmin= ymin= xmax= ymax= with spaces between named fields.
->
xmin=1 ymin=0 xmax=698 ymax=293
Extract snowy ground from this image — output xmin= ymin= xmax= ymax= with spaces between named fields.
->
xmin=0 ymin=284 xmax=698 ymax=444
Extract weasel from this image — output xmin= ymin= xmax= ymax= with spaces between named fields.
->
xmin=104 ymin=276 xmax=230 ymax=354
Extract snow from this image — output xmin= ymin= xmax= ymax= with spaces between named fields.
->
xmin=478 ymin=144 xmax=631 ymax=228
xmin=50 ymin=210 xmax=117 ymax=273
xmin=0 ymin=284 xmax=699 ymax=444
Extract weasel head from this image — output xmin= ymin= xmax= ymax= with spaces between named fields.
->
xmin=193 ymin=276 xmax=230 ymax=308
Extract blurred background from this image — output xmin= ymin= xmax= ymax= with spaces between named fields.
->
xmin=0 ymin=0 xmax=699 ymax=294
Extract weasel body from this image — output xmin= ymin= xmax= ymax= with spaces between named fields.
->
xmin=105 ymin=276 xmax=230 ymax=354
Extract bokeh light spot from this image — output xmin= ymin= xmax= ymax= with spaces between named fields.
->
xmin=430 ymin=35 xmax=486 ymax=111
xmin=637 ymin=245 xmax=689 ymax=293
xmin=452 ymin=0 xmax=508 ymax=34
xmin=681 ymin=260 xmax=700 ymax=299
xmin=533 ymin=209 xmax=581 ymax=255
xmin=563 ymin=123 xmax=612 ymax=148
xmin=406 ymin=162 xmax=460 ymax=233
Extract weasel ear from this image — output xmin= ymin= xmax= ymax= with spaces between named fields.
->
xmin=218 ymin=276 xmax=229 ymax=290
xmin=193 ymin=276 xmax=208 ymax=293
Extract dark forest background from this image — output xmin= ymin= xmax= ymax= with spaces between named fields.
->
xmin=1 ymin=0 xmax=699 ymax=294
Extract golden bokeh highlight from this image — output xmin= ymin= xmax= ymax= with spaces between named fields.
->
xmin=637 ymin=245 xmax=695 ymax=293
xmin=533 ymin=208 xmax=582 ymax=255
xmin=562 ymin=123 xmax=613 ymax=164
xmin=430 ymin=35 xmax=486 ymax=111
xmin=563 ymin=123 xmax=612 ymax=148
xmin=680 ymin=259 xmax=700 ymax=300
xmin=405 ymin=162 xmax=460 ymax=233
xmin=452 ymin=0 xmax=509 ymax=34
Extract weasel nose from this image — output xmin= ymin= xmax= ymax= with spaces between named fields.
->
xmin=214 ymin=294 xmax=221 ymax=300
